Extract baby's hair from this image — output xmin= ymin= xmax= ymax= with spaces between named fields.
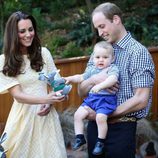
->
xmin=94 ymin=41 xmax=114 ymax=56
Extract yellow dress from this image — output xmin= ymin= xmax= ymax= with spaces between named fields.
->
xmin=0 ymin=47 xmax=67 ymax=158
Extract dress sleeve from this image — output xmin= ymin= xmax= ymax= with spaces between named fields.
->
xmin=41 ymin=47 xmax=60 ymax=78
xmin=0 ymin=55 xmax=19 ymax=94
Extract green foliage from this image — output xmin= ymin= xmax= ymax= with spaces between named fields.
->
xmin=0 ymin=0 xmax=158 ymax=56
xmin=3 ymin=0 xmax=32 ymax=18
xmin=42 ymin=34 xmax=68 ymax=57
xmin=124 ymin=4 xmax=158 ymax=46
xmin=119 ymin=0 xmax=138 ymax=12
xmin=51 ymin=36 xmax=68 ymax=47
xmin=0 ymin=39 xmax=2 ymax=54
xmin=31 ymin=8 xmax=48 ymax=34
xmin=141 ymin=24 xmax=158 ymax=46
xmin=48 ymin=0 xmax=77 ymax=19
xmin=84 ymin=46 xmax=93 ymax=56
xmin=50 ymin=20 xmax=72 ymax=31
xmin=68 ymin=13 xmax=95 ymax=47
xmin=61 ymin=42 xmax=84 ymax=58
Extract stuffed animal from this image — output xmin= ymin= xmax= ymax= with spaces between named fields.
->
xmin=39 ymin=70 xmax=72 ymax=96
xmin=0 ymin=132 xmax=7 ymax=158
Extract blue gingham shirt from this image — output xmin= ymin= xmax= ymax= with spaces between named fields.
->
xmin=86 ymin=32 xmax=155 ymax=119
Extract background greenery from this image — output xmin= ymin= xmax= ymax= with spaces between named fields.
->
xmin=0 ymin=0 xmax=158 ymax=58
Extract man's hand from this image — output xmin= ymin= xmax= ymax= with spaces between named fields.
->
xmin=106 ymin=82 xmax=119 ymax=94
xmin=37 ymin=104 xmax=51 ymax=116
xmin=84 ymin=106 xmax=96 ymax=120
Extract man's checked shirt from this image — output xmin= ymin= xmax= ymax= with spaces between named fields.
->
xmin=86 ymin=32 xmax=155 ymax=119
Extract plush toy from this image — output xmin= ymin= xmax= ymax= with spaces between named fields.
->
xmin=39 ymin=70 xmax=72 ymax=96
xmin=0 ymin=132 xmax=7 ymax=158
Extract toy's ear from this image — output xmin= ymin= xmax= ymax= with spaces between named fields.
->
xmin=39 ymin=73 xmax=48 ymax=81
xmin=48 ymin=72 xmax=56 ymax=79
xmin=0 ymin=132 xmax=7 ymax=144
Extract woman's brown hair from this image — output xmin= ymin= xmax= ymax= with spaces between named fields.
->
xmin=2 ymin=11 xmax=44 ymax=77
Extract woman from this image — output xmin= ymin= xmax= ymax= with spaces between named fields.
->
xmin=0 ymin=11 xmax=67 ymax=158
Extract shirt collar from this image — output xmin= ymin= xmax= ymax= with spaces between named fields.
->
xmin=113 ymin=32 xmax=132 ymax=50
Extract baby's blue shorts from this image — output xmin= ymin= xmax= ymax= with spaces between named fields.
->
xmin=81 ymin=93 xmax=117 ymax=115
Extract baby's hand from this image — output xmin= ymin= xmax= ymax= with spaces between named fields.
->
xmin=91 ymin=85 xmax=101 ymax=93
xmin=64 ymin=75 xmax=82 ymax=84
xmin=63 ymin=77 xmax=71 ymax=84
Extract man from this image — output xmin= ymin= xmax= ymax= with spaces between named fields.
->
xmin=78 ymin=2 xmax=155 ymax=158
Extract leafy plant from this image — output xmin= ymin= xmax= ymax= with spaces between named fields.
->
xmin=0 ymin=0 xmax=158 ymax=56
xmin=84 ymin=46 xmax=93 ymax=56
xmin=124 ymin=4 xmax=158 ymax=47
xmin=31 ymin=8 xmax=48 ymax=34
xmin=48 ymin=0 xmax=77 ymax=19
xmin=50 ymin=20 xmax=73 ymax=30
xmin=42 ymin=34 xmax=68 ymax=57
xmin=61 ymin=42 xmax=84 ymax=58
xmin=68 ymin=13 xmax=95 ymax=47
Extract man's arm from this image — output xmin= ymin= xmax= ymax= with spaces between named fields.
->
xmin=110 ymin=87 xmax=150 ymax=118
xmin=86 ymin=87 xmax=151 ymax=121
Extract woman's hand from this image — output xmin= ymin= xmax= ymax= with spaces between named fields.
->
xmin=46 ymin=91 xmax=66 ymax=104
xmin=37 ymin=104 xmax=51 ymax=116
xmin=9 ymin=85 xmax=66 ymax=104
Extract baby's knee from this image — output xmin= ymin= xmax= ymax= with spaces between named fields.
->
xmin=96 ymin=114 xmax=107 ymax=123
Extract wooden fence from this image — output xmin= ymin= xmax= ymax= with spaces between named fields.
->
xmin=0 ymin=47 xmax=158 ymax=134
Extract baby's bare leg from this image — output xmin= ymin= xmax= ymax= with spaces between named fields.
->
xmin=74 ymin=106 xmax=89 ymax=135
xmin=92 ymin=114 xmax=107 ymax=155
xmin=96 ymin=114 xmax=108 ymax=139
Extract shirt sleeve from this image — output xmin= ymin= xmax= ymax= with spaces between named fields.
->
xmin=82 ymin=67 xmax=93 ymax=80
xmin=130 ymin=47 xmax=155 ymax=88
xmin=0 ymin=55 xmax=19 ymax=94
xmin=85 ymin=53 xmax=94 ymax=70
xmin=107 ymin=64 xmax=119 ymax=78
